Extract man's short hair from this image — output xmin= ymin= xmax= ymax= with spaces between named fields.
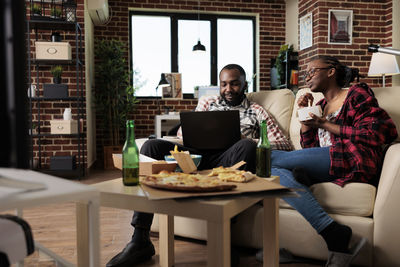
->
xmin=220 ymin=64 xmax=246 ymax=80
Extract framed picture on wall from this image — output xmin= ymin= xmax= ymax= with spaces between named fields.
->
xmin=299 ymin=12 xmax=313 ymax=50
xmin=328 ymin=9 xmax=353 ymax=45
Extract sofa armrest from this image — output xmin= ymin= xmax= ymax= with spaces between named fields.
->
xmin=373 ymin=143 xmax=400 ymax=266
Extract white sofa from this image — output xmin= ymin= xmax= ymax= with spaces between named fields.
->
xmin=142 ymin=87 xmax=400 ymax=266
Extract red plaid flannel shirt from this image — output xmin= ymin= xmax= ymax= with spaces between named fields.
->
xmin=300 ymin=83 xmax=398 ymax=186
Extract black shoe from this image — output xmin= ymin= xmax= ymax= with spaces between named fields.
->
xmin=106 ymin=240 xmax=155 ymax=267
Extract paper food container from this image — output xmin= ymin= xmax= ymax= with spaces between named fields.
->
xmin=112 ymin=154 xmax=177 ymax=175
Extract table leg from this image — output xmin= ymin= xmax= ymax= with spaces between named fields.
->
xmin=263 ymin=198 xmax=279 ymax=267
xmin=207 ymin=219 xmax=230 ymax=267
xmin=76 ymin=199 xmax=100 ymax=267
xmin=159 ymin=214 xmax=174 ymax=267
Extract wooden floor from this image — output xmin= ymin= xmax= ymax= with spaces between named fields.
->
xmin=5 ymin=169 xmax=321 ymax=267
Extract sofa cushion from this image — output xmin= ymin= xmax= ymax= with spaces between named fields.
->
xmin=280 ymin=182 xmax=376 ymax=216
xmin=247 ymin=89 xmax=294 ymax=139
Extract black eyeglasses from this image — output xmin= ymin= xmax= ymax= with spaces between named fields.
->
xmin=303 ymin=67 xmax=333 ymax=80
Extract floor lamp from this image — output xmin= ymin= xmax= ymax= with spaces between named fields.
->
xmin=368 ymin=52 xmax=400 ymax=87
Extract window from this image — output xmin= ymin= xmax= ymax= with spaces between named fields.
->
xmin=130 ymin=11 xmax=256 ymax=97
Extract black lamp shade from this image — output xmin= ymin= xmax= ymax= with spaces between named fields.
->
xmin=193 ymin=40 xmax=206 ymax=52
xmin=158 ymin=73 xmax=169 ymax=86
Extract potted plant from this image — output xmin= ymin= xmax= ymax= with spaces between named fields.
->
xmin=275 ymin=44 xmax=294 ymax=86
xmin=94 ymin=39 xmax=140 ymax=169
xmin=50 ymin=8 xmax=62 ymax=19
xmin=194 ymin=86 xmax=199 ymax=98
xmin=44 ymin=65 xmax=68 ymax=98
xmin=32 ymin=4 xmax=42 ymax=16
xmin=51 ymin=65 xmax=63 ymax=84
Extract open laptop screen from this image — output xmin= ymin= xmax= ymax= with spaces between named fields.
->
xmin=180 ymin=110 xmax=241 ymax=151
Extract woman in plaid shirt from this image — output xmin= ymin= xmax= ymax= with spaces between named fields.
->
xmin=269 ymin=56 xmax=398 ymax=266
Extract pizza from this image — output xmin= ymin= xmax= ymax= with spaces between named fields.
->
xmin=140 ymin=170 xmax=237 ymax=192
xmin=208 ymin=166 xmax=255 ymax=183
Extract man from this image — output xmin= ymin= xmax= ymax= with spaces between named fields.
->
xmin=107 ymin=64 xmax=292 ymax=267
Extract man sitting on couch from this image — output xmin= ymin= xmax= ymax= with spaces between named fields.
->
xmin=106 ymin=64 xmax=293 ymax=267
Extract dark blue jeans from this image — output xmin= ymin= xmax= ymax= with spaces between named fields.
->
xmin=272 ymin=147 xmax=335 ymax=233
xmin=131 ymin=138 xmax=257 ymax=230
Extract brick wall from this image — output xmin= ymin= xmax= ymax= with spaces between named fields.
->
xmin=298 ymin=0 xmax=394 ymax=88
xmin=93 ymin=0 xmax=287 ymax=164
xmin=27 ymin=0 xmax=86 ymax=170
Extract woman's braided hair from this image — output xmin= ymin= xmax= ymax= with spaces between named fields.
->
xmin=316 ymin=55 xmax=360 ymax=87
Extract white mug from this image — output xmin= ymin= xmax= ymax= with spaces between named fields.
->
xmin=27 ymin=84 xmax=36 ymax=97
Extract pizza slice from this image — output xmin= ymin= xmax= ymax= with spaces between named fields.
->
xmin=208 ymin=167 xmax=255 ymax=183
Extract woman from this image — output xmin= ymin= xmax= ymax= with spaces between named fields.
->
xmin=271 ymin=56 xmax=398 ymax=266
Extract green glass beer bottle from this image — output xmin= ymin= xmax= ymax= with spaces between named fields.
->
xmin=256 ymin=120 xmax=271 ymax=177
xmin=122 ymin=120 xmax=139 ymax=186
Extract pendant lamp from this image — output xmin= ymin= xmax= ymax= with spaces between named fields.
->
xmin=193 ymin=0 xmax=206 ymax=52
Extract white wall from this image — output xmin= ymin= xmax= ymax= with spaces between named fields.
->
xmin=286 ymin=0 xmax=299 ymax=51
xmin=393 ymin=0 xmax=400 ymax=86
xmin=84 ymin=0 xmax=96 ymax=168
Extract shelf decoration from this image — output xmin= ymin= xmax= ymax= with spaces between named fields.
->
xmin=44 ymin=65 xmax=69 ymax=98
xmin=63 ymin=0 xmax=77 ymax=22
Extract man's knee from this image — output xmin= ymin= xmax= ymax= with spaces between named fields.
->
xmin=236 ymin=138 xmax=257 ymax=153
xmin=140 ymin=139 xmax=168 ymax=159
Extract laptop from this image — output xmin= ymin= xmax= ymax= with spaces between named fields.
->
xmin=180 ymin=110 xmax=241 ymax=150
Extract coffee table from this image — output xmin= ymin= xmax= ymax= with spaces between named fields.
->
xmin=93 ymin=177 xmax=289 ymax=267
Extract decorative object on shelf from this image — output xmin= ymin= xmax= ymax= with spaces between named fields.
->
xmin=194 ymin=86 xmax=199 ymax=99
xmin=50 ymin=7 xmax=62 ymax=19
xmin=35 ymin=41 xmax=72 ymax=60
xmin=94 ymin=39 xmax=140 ymax=168
xmin=31 ymin=3 xmax=42 ymax=17
xmin=51 ymin=32 xmax=62 ymax=42
xmin=299 ymin=12 xmax=312 ymax=50
xmin=27 ymin=84 xmax=37 ymax=98
xmin=275 ymin=44 xmax=293 ymax=85
xmin=328 ymin=9 xmax=353 ymax=45
xmin=63 ymin=108 xmax=72 ymax=120
xmin=193 ymin=0 xmax=206 ymax=52
xmin=44 ymin=65 xmax=68 ymax=98
xmin=368 ymin=52 xmax=400 ymax=87
xmin=162 ymin=73 xmax=182 ymax=99
xmin=50 ymin=155 xmax=76 ymax=170
xmin=51 ymin=65 xmax=63 ymax=84
xmin=50 ymin=119 xmax=78 ymax=134
xmin=63 ymin=0 xmax=77 ymax=22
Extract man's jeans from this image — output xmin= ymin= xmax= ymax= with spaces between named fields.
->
xmin=271 ymin=147 xmax=335 ymax=233
xmin=132 ymin=138 xmax=257 ymax=230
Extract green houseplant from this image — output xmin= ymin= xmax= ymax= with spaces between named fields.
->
xmin=51 ymin=8 xmax=62 ymax=19
xmin=94 ymin=39 xmax=139 ymax=168
xmin=32 ymin=4 xmax=42 ymax=16
xmin=51 ymin=65 xmax=63 ymax=84
xmin=275 ymin=44 xmax=294 ymax=86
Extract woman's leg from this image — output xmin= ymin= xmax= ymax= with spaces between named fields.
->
xmin=273 ymin=167 xmax=333 ymax=233
xmin=272 ymin=147 xmax=335 ymax=182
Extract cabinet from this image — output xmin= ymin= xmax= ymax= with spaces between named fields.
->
xmin=27 ymin=19 xmax=84 ymax=179
xmin=271 ymin=51 xmax=298 ymax=90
